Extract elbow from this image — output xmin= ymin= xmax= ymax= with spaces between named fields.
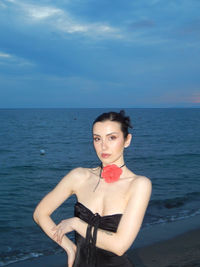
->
xmin=33 ymin=209 xmax=38 ymax=224
xmin=112 ymin=235 xmax=133 ymax=256
xmin=111 ymin=240 xmax=127 ymax=256
xmin=33 ymin=207 xmax=41 ymax=224
xmin=115 ymin=247 xmax=126 ymax=257
xmin=117 ymin=251 xmax=124 ymax=257
xmin=116 ymin=244 xmax=131 ymax=256
xmin=33 ymin=207 xmax=50 ymax=225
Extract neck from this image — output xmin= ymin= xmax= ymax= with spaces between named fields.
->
xmin=102 ymin=156 xmax=125 ymax=168
xmin=101 ymin=162 xmax=125 ymax=168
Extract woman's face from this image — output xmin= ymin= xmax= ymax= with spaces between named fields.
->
xmin=93 ymin=120 xmax=131 ymax=166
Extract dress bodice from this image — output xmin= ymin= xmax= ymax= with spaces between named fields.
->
xmin=73 ymin=202 xmax=123 ymax=267
xmin=74 ymin=201 xmax=123 ymax=232
xmin=73 ymin=202 xmax=134 ymax=267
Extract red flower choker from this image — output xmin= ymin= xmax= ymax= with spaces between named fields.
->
xmin=101 ymin=164 xmax=125 ymax=183
xmin=93 ymin=163 xmax=125 ymax=192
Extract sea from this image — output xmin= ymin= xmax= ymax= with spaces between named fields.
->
xmin=0 ymin=108 xmax=200 ymax=266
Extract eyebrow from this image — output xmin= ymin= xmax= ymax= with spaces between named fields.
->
xmin=93 ymin=132 xmax=119 ymax=137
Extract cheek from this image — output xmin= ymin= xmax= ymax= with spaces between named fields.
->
xmin=112 ymin=139 xmax=125 ymax=150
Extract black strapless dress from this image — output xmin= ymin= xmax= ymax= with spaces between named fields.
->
xmin=72 ymin=202 xmax=134 ymax=267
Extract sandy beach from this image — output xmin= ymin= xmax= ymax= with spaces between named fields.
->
xmin=128 ymin=228 xmax=200 ymax=267
xmin=7 ymin=215 xmax=200 ymax=267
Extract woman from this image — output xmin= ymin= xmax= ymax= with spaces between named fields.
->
xmin=33 ymin=110 xmax=152 ymax=267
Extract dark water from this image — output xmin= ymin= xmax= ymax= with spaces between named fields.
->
xmin=0 ymin=108 xmax=200 ymax=266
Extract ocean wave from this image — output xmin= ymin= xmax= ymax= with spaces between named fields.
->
xmin=0 ymin=251 xmax=44 ymax=266
xmin=141 ymin=191 xmax=200 ymax=228
xmin=149 ymin=191 xmax=200 ymax=209
xmin=0 ymin=244 xmax=64 ymax=267
xmin=143 ymin=209 xmax=200 ymax=227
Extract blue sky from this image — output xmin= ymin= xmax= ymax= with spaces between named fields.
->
xmin=0 ymin=0 xmax=199 ymax=108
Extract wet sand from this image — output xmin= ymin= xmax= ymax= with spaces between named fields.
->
xmin=128 ymin=228 xmax=200 ymax=267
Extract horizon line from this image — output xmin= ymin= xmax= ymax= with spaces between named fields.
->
xmin=0 ymin=106 xmax=199 ymax=109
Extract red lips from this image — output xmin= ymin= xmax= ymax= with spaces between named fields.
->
xmin=101 ymin=153 xmax=111 ymax=158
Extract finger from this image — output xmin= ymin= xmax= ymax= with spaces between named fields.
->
xmin=57 ymin=229 xmax=62 ymax=243
xmin=52 ymin=232 xmax=58 ymax=240
xmin=51 ymin=224 xmax=60 ymax=231
xmin=59 ymin=233 xmax=64 ymax=243
xmin=58 ymin=228 xmax=64 ymax=243
xmin=56 ymin=230 xmax=60 ymax=242
xmin=53 ymin=229 xmax=61 ymax=241
xmin=58 ymin=232 xmax=64 ymax=243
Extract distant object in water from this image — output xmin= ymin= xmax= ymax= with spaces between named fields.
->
xmin=40 ymin=149 xmax=45 ymax=155
xmin=74 ymin=118 xmax=77 ymax=120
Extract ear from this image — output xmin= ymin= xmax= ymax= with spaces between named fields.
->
xmin=124 ymin=134 xmax=132 ymax=148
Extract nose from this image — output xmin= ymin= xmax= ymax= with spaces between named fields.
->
xmin=101 ymin=139 xmax=108 ymax=150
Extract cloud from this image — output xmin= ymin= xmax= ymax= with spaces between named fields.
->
xmin=5 ymin=0 xmax=16 ymax=3
xmin=3 ymin=0 xmax=121 ymax=39
xmin=24 ymin=5 xmax=62 ymax=21
xmin=0 ymin=1 xmax=7 ymax=8
xmin=0 ymin=52 xmax=12 ymax=58
xmin=0 ymin=0 xmax=200 ymax=108
xmin=55 ymin=15 xmax=119 ymax=37
xmin=0 ymin=50 xmax=34 ymax=69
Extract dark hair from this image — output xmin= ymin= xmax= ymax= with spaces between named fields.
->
xmin=93 ymin=110 xmax=133 ymax=138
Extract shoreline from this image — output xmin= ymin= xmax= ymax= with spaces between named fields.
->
xmin=133 ymin=214 xmax=200 ymax=249
xmin=6 ymin=215 xmax=200 ymax=267
xmin=128 ymin=228 xmax=200 ymax=267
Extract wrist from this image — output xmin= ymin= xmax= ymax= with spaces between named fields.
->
xmin=62 ymin=236 xmax=76 ymax=253
xmin=73 ymin=216 xmax=79 ymax=231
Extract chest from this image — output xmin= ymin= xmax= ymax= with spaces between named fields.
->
xmin=76 ymin=176 xmax=132 ymax=216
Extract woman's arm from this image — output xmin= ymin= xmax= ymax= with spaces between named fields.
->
xmin=33 ymin=168 xmax=84 ymax=253
xmin=34 ymin=210 xmax=75 ymax=253
xmin=73 ymin=176 xmax=152 ymax=256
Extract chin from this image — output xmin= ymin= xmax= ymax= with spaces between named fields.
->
xmin=101 ymin=159 xmax=115 ymax=166
xmin=99 ymin=158 xmax=110 ymax=164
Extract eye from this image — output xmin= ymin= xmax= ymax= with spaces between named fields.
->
xmin=93 ymin=137 xmax=100 ymax=142
xmin=109 ymin=135 xmax=117 ymax=140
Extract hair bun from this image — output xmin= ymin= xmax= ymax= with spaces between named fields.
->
xmin=119 ymin=110 xmax=125 ymax=116
xmin=120 ymin=110 xmax=133 ymax=129
xmin=93 ymin=110 xmax=133 ymax=138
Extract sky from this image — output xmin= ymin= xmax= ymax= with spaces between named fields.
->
xmin=0 ymin=0 xmax=200 ymax=108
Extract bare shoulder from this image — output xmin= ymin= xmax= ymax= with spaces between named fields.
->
xmin=60 ymin=167 xmax=91 ymax=189
xmin=62 ymin=167 xmax=90 ymax=182
xmin=132 ymin=175 xmax=152 ymax=186
xmin=68 ymin=167 xmax=90 ymax=176
xmin=130 ymin=175 xmax=152 ymax=194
